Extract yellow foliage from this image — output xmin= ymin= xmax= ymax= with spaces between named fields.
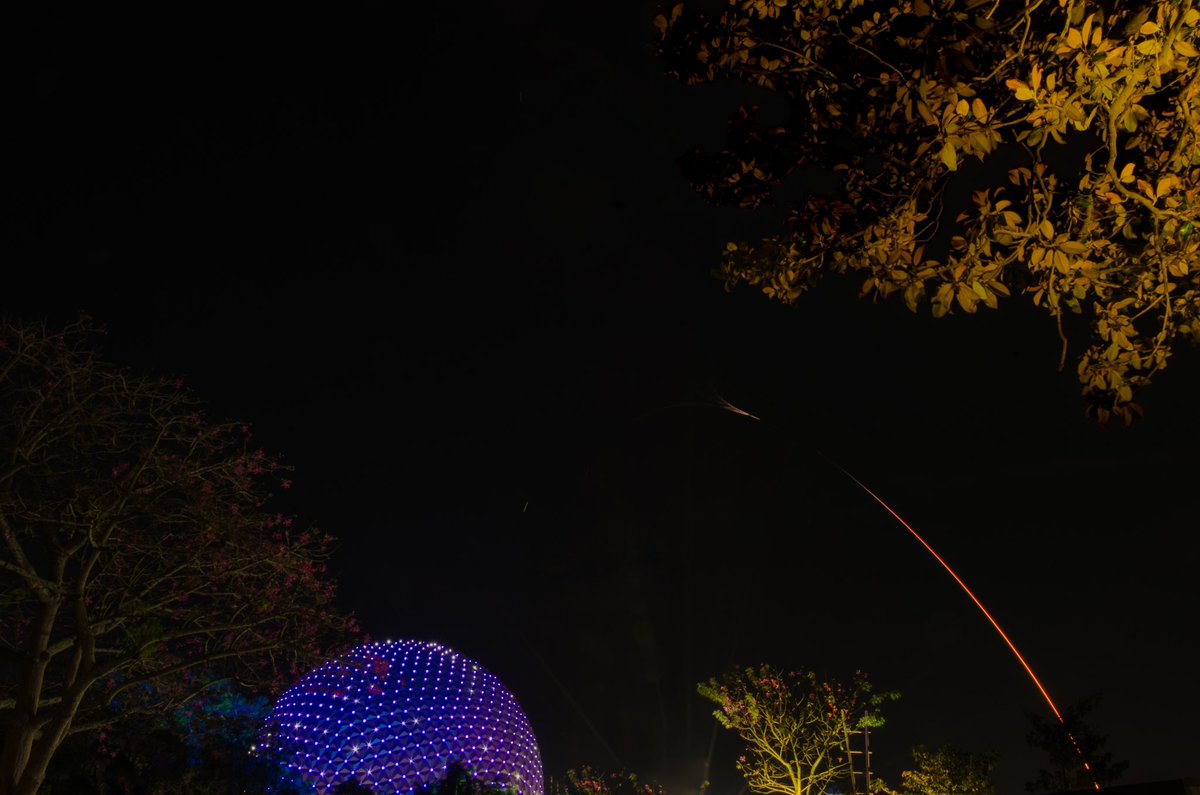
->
xmin=655 ymin=0 xmax=1200 ymax=422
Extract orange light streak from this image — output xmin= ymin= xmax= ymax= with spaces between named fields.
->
xmin=825 ymin=457 xmax=1101 ymax=791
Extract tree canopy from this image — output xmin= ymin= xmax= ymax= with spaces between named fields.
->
xmin=900 ymin=745 xmax=997 ymax=795
xmin=654 ymin=0 xmax=1200 ymax=424
xmin=559 ymin=766 xmax=668 ymax=795
xmin=0 ymin=318 xmax=357 ymax=795
xmin=698 ymin=665 xmax=898 ymax=795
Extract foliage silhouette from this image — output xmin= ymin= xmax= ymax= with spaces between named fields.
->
xmin=1024 ymin=693 xmax=1128 ymax=792
xmin=0 ymin=317 xmax=356 ymax=795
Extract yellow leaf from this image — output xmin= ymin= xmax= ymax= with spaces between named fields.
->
xmin=971 ymin=280 xmax=988 ymax=300
xmin=1066 ymin=28 xmax=1082 ymax=49
xmin=972 ymin=98 xmax=987 ymax=122
xmin=1175 ymin=40 xmax=1200 ymax=57
xmin=1185 ymin=8 xmax=1200 ymax=26
xmin=1039 ymin=219 xmax=1055 ymax=239
xmin=1060 ymin=240 xmax=1088 ymax=255
xmin=1054 ymin=250 xmax=1071 ymax=273
xmin=1156 ymin=176 xmax=1177 ymax=198
xmin=1119 ymin=162 xmax=1135 ymax=183
xmin=1139 ymin=21 xmax=1160 ymax=34
xmin=955 ymin=284 xmax=979 ymax=312
xmin=1006 ymin=79 xmax=1035 ymax=101
xmin=1137 ymin=40 xmax=1159 ymax=55
xmin=939 ymin=142 xmax=958 ymax=171
xmin=956 ymin=99 xmax=970 ymax=117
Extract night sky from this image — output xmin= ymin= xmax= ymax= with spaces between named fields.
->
xmin=5 ymin=6 xmax=1198 ymax=795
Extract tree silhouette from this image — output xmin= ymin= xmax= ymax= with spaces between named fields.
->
xmin=0 ymin=317 xmax=357 ymax=795
xmin=1024 ymin=694 xmax=1129 ymax=792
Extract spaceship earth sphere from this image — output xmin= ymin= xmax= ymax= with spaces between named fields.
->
xmin=258 ymin=640 xmax=543 ymax=795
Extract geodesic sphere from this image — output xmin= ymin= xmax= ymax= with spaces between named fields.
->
xmin=258 ymin=640 xmax=543 ymax=795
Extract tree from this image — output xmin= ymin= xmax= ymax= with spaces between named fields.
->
xmin=697 ymin=665 xmax=899 ymax=795
xmin=418 ymin=762 xmax=527 ymax=795
xmin=40 ymin=679 xmax=311 ymax=794
xmin=555 ymin=766 xmax=667 ymax=795
xmin=900 ymin=745 xmax=996 ymax=795
xmin=653 ymin=0 xmax=1200 ymax=424
xmin=1024 ymin=693 xmax=1128 ymax=792
xmin=0 ymin=318 xmax=358 ymax=795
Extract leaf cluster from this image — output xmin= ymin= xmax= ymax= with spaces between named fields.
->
xmin=560 ymin=766 xmax=667 ymax=795
xmin=900 ymin=745 xmax=997 ymax=795
xmin=655 ymin=0 xmax=1200 ymax=423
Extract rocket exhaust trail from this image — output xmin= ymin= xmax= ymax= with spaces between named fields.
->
xmin=639 ymin=393 xmax=1097 ymax=788
xmin=820 ymin=453 xmax=1101 ymax=791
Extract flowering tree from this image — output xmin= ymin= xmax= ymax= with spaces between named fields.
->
xmin=0 ymin=318 xmax=358 ymax=795
xmin=655 ymin=0 xmax=1200 ymax=424
xmin=697 ymin=666 xmax=898 ymax=795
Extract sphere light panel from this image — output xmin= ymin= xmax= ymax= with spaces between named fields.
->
xmin=259 ymin=640 xmax=543 ymax=795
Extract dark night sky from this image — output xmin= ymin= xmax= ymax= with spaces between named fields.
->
xmin=4 ymin=6 xmax=1198 ymax=795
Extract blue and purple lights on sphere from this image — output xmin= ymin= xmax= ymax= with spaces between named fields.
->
xmin=258 ymin=640 xmax=543 ymax=795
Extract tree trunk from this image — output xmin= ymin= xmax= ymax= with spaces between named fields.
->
xmin=0 ymin=712 xmax=74 ymax=795
xmin=0 ymin=722 xmax=36 ymax=795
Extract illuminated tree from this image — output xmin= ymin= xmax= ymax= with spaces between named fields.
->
xmin=900 ymin=745 xmax=996 ymax=795
xmin=0 ymin=318 xmax=357 ymax=795
xmin=1024 ymin=694 xmax=1128 ymax=792
xmin=697 ymin=665 xmax=898 ymax=795
xmin=654 ymin=0 xmax=1200 ymax=423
